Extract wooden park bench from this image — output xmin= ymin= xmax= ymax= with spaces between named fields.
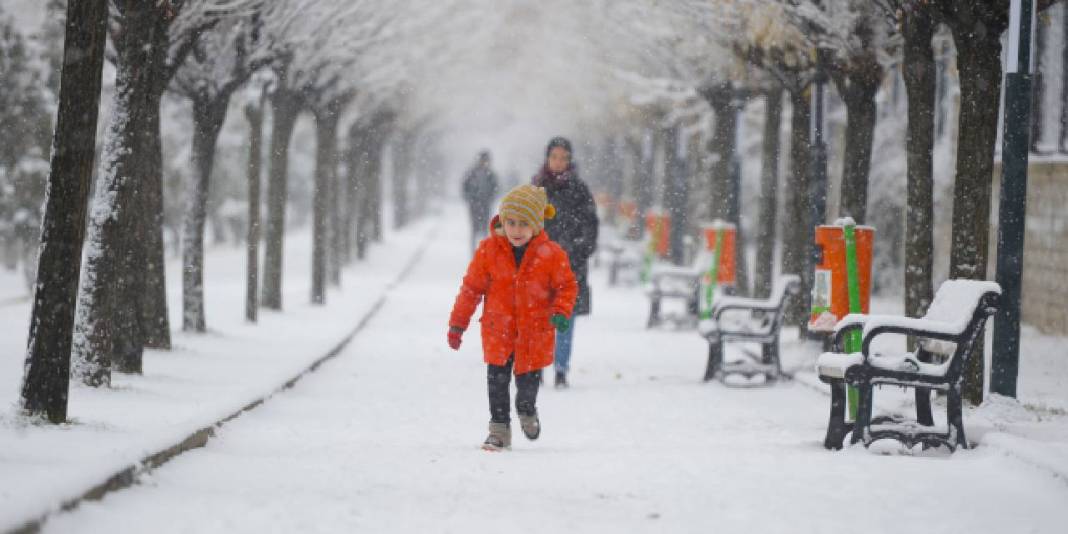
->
xmin=816 ymin=280 xmax=1001 ymax=451
xmin=697 ymin=274 xmax=801 ymax=383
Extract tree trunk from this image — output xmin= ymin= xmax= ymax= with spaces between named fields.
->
xmin=73 ymin=10 xmax=171 ymax=383
xmin=342 ymin=132 xmax=359 ymax=265
xmin=834 ymin=52 xmax=882 ymax=224
xmin=948 ymin=19 xmax=1005 ymax=405
xmin=634 ymin=129 xmax=655 ymax=240
xmin=328 ymin=108 xmax=344 ymax=287
xmin=662 ymin=124 xmax=688 ymax=265
xmin=783 ymin=87 xmax=812 ymax=328
xmin=140 ymin=101 xmax=171 ymax=350
xmin=245 ymin=101 xmax=263 ymax=323
xmin=311 ymin=102 xmax=340 ymax=305
xmin=261 ymin=85 xmax=300 ymax=310
xmin=755 ymin=88 xmax=783 ymax=299
xmin=21 ymin=0 xmax=108 ymax=422
xmin=902 ymin=11 xmax=936 ymax=322
xmin=182 ymin=96 xmax=228 ymax=332
xmin=391 ymin=132 xmax=411 ymax=229
xmin=705 ymin=86 xmax=737 ymax=222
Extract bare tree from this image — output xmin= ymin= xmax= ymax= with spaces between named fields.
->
xmin=171 ymin=15 xmax=268 ymax=332
xmin=74 ymin=0 xmax=255 ymax=385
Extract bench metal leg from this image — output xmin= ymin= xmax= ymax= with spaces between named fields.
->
xmin=703 ymin=340 xmax=722 ymax=382
xmin=915 ymin=387 xmax=934 ymax=426
xmin=824 ymin=380 xmax=852 ymax=450
xmin=851 ymin=382 xmax=874 ymax=446
xmin=647 ymin=296 xmax=661 ymax=328
xmin=947 ymin=386 xmax=968 ymax=450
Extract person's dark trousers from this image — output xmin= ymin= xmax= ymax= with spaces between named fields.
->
xmin=487 ymin=355 xmax=541 ymax=424
xmin=468 ymin=207 xmax=490 ymax=251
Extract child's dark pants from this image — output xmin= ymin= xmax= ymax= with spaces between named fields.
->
xmin=487 ymin=355 xmax=541 ymax=424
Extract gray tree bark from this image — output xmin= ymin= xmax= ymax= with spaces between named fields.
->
xmin=901 ymin=11 xmax=936 ymax=324
xmin=245 ymin=100 xmax=264 ymax=323
xmin=182 ymin=97 xmax=228 ymax=332
xmin=261 ymin=82 xmax=301 ymax=310
xmin=832 ymin=49 xmax=883 ymax=224
xmin=946 ymin=10 xmax=1006 ymax=406
xmin=782 ymin=88 xmax=812 ymax=328
xmin=312 ymin=100 xmax=341 ymax=305
xmin=754 ymin=88 xmax=783 ymax=299
xmin=21 ymin=0 xmax=108 ymax=422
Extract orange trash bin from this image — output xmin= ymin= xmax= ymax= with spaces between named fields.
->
xmin=809 ymin=223 xmax=874 ymax=332
xmin=700 ymin=221 xmax=737 ymax=286
xmin=645 ymin=211 xmax=670 ymax=258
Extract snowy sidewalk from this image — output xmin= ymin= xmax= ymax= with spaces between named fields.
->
xmin=27 ymin=208 xmax=1068 ymax=534
xmin=0 ymin=216 xmax=436 ymax=533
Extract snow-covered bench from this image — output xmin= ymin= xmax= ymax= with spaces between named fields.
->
xmin=603 ymin=239 xmax=641 ymax=286
xmin=697 ymin=275 xmax=801 ymax=383
xmin=816 ymin=280 xmax=1001 ymax=451
xmin=645 ymin=251 xmax=712 ymax=328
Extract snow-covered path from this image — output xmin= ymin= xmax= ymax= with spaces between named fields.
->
xmin=40 ymin=210 xmax=1068 ymax=534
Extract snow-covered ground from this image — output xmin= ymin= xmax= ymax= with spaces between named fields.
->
xmin=2 ymin=205 xmax=1068 ymax=533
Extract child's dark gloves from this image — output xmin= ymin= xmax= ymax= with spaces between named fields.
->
xmin=550 ymin=314 xmax=570 ymax=332
xmin=447 ymin=326 xmax=464 ymax=350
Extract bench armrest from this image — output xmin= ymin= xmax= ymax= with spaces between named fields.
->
xmin=711 ymin=299 xmax=783 ymax=318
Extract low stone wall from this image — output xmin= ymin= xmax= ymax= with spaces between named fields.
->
xmin=1019 ymin=160 xmax=1068 ymax=334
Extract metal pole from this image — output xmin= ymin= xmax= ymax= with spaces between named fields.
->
xmin=992 ymin=0 xmax=1035 ymax=398
xmin=807 ymin=48 xmax=830 ymax=339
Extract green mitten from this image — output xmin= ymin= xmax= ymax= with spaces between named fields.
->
xmin=550 ymin=313 xmax=570 ymax=332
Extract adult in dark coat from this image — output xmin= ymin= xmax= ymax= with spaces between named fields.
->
xmin=462 ymin=150 xmax=499 ymax=251
xmin=532 ymin=136 xmax=599 ymax=387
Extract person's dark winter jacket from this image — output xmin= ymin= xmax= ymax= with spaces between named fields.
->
xmin=462 ymin=165 xmax=499 ymax=220
xmin=533 ymin=164 xmax=598 ymax=315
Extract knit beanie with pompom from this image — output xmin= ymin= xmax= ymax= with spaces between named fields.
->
xmin=498 ymin=184 xmax=556 ymax=234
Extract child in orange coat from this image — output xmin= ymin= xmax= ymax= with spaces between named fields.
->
xmin=448 ymin=184 xmax=578 ymax=451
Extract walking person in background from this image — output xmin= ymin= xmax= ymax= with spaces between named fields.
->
xmin=447 ymin=184 xmax=578 ymax=451
xmin=533 ymin=136 xmax=599 ymax=388
xmin=461 ymin=150 xmax=499 ymax=251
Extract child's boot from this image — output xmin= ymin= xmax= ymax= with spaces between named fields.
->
xmin=482 ymin=422 xmax=511 ymax=451
xmin=518 ymin=411 xmax=540 ymax=440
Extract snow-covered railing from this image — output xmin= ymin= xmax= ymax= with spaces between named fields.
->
xmin=816 ymin=279 xmax=1001 ymax=452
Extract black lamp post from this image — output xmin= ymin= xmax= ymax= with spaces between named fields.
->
xmin=992 ymin=0 xmax=1036 ymax=398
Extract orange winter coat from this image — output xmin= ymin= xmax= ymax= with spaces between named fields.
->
xmin=449 ymin=215 xmax=579 ymax=374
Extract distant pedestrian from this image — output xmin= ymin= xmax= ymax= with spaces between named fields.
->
xmin=461 ymin=150 xmax=499 ymax=251
xmin=532 ymin=136 xmax=599 ymax=388
xmin=447 ymin=184 xmax=578 ymax=451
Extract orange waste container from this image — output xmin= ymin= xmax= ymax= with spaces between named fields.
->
xmin=618 ymin=200 xmax=638 ymax=223
xmin=645 ymin=211 xmax=670 ymax=258
xmin=700 ymin=222 xmax=737 ymax=285
xmin=809 ymin=224 xmax=874 ymax=332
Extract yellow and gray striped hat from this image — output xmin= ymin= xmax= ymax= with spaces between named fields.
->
xmin=498 ymin=184 xmax=556 ymax=233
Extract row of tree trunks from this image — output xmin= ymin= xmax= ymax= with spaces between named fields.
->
xmin=261 ymin=77 xmax=301 ymax=311
xmin=20 ymin=0 xmax=109 ymax=422
xmin=73 ymin=5 xmax=176 ymax=385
